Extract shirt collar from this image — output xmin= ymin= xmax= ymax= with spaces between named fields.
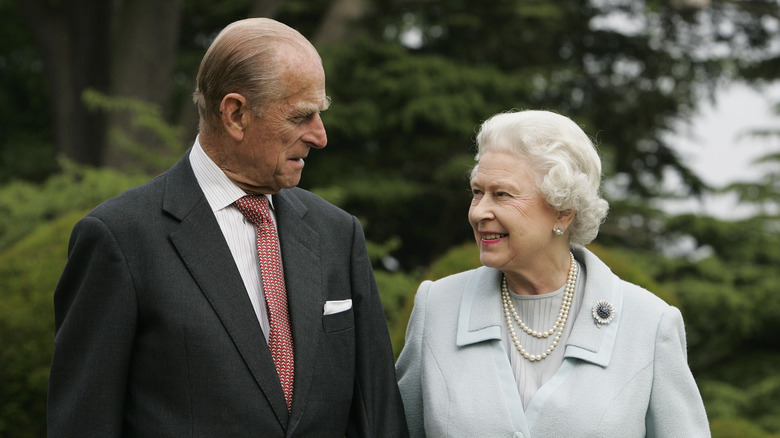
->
xmin=189 ymin=136 xmax=275 ymax=212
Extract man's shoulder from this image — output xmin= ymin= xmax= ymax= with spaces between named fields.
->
xmin=89 ymin=153 xmax=196 ymax=217
xmin=89 ymin=173 xmax=166 ymax=215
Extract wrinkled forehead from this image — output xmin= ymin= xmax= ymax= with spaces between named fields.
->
xmin=471 ymin=150 xmax=540 ymax=190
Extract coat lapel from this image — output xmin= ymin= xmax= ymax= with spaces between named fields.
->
xmin=272 ymin=189 xmax=323 ymax=427
xmin=563 ymin=246 xmax=623 ymax=367
xmin=456 ymin=267 xmax=530 ymax=435
xmin=163 ymin=156 xmax=290 ymax=426
xmin=455 ymin=267 xmax=503 ymax=346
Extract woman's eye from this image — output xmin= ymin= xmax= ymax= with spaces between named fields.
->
xmin=470 ymin=189 xmax=483 ymax=199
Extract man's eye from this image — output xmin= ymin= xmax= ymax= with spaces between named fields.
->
xmin=291 ymin=113 xmax=313 ymax=124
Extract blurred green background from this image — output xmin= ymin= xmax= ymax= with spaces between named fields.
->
xmin=2 ymin=0 xmax=780 ymax=436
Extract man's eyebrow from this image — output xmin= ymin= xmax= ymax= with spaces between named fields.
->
xmin=295 ymin=97 xmax=331 ymax=115
xmin=321 ymin=96 xmax=332 ymax=111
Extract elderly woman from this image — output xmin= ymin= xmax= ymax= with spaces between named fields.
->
xmin=396 ymin=110 xmax=710 ymax=437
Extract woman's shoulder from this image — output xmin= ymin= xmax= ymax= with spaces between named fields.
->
xmin=416 ymin=267 xmax=490 ymax=304
xmin=577 ymin=246 xmax=676 ymax=329
xmin=620 ymin=280 xmax=679 ymax=325
xmin=426 ymin=267 xmax=482 ymax=285
xmin=616 ymin=280 xmax=682 ymax=334
xmin=423 ymin=266 xmax=491 ymax=292
xmin=620 ymin=280 xmax=670 ymax=309
xmin=577 ymin=246 xmax=672 ymax=312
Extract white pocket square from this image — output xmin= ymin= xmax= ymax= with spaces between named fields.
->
xmin=323 ymin=299 xmax=352 ymax=315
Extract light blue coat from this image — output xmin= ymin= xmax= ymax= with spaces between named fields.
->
xmin=396 ymin=246 xmax=710 ymax=438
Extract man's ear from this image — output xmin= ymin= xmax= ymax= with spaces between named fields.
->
xmin=220 ymin=93 xmax=251 ymax=141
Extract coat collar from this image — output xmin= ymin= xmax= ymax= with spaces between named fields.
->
xmin=455 ymin=246 xmax=623 ymax=368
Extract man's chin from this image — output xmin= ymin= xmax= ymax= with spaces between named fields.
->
xmin=277 ymin=174 xmax=302 ymax=190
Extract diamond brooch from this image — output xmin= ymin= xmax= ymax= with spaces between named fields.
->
xmin=592 ymin=300 xmax=615 ymax=328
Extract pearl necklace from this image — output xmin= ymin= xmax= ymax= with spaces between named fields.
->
xmin=501 ymin=252 xmax=578 ymax=362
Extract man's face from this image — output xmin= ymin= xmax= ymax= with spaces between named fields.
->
xmin=224 ymin=50 xmax=329 ymax=194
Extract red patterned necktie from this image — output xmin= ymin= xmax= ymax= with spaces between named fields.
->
xmin=235 ymin=195 xmax=295 ymax=411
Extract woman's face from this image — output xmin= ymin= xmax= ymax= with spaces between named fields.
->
xmin=468 ymin=150 xmax=561 ymax=274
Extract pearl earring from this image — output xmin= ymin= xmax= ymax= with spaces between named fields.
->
xmin=553 ymin=226 xmax=564 ymax=236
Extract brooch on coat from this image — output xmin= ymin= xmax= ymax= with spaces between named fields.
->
xmin=592 ymin=300 xmax=615 ymax=328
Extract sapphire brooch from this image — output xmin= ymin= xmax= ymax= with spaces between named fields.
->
xmin=592 ymin=300 xmax=615 ymax=327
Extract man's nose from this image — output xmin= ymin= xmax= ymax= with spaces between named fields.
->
xmin=305 ymin=113 xmax=327 ymax=149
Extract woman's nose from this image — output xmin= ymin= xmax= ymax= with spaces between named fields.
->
xmin=469 ymin=198 xmax=494 ymax=222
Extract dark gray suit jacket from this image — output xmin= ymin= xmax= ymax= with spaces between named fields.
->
xmin=47 ymin=154 xmax=408 ymax=437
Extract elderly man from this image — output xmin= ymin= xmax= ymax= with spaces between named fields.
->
xmin=48 ymin=18 xmax=408 ymax=437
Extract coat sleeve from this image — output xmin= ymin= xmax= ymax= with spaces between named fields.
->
xmin=47 ymin=216 xmax=138 ymax=437
xmin=345 ymin=216 xmax=410 ymax=437
xmin=395 ymin=280 xmax=432 ymax=438
xmin=646 ymin=306 xmax=711 ymax=437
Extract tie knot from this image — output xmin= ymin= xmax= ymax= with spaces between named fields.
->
xmin=235 ymin=195 xmax=271 ymax=227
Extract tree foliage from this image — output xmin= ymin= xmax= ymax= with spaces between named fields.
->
xmin=296 ymin=0 xmax=780 ymax=268
xmin=0 ymin=162 xmax=148 ymax=252
xmin=359 ymin=0 xmax=775 ymax=196
xmin=0 ymin=211 xmax=80 ymax=437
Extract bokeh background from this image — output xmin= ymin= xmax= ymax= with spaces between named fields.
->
xmin=2 ymin=0 xmax=779 ymax=436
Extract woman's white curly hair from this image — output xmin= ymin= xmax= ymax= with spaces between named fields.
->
xmin=471 ymin=110 xmax=609 ymax=245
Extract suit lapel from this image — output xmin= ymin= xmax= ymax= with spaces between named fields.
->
xmin=272 ymin=189 xmax=323 ymax=425
xmin=163 ymin=156 xmax=290 ymax=426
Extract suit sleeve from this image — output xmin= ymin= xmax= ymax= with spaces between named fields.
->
xmin=395 ymin=281 xmax=431 ymax=438
xmin=645 ymin=306 xmax=711 ymax=437
xmin=47 ymin=216 xmax=137 ymax=437
xmin=345 ymin=216 xmax=410 ymax=437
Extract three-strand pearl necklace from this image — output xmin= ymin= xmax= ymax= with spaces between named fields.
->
xmin=501 ymin=252 xmax=578 ymax=362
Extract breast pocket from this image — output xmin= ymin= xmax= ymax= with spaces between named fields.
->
xmin=322 ymin=308 xmax=354 ymax=333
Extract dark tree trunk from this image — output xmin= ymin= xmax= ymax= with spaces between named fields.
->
xmin=15 ymin=0 xmax=113 ymax=166
xmin=312 ymin=0 xmax=369 ymax=46
xmin=104 ymin=0 xmax=184 ymax=171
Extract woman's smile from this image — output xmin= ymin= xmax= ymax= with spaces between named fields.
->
xmin=480 ymin=232 xmax=508 ymax=244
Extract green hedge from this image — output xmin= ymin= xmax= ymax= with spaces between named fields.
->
xmin=0 ymin=211 xmax=83 ymax=437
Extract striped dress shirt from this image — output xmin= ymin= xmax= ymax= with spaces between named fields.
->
xmin=189 ymin=137 xmax=276 ymax=342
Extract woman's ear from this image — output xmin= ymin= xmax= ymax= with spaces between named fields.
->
xmin=556 ymin=209 xmax=575 ymax=230
xmin=220 ymin=93 xmax=250 ymax=141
